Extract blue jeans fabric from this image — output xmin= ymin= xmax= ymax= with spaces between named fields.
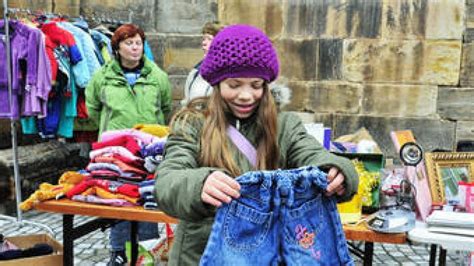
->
xmin=200 ymin=166 xmax=353 ymax=266
xmin=110 ymin=221 xmax=159 ymax=251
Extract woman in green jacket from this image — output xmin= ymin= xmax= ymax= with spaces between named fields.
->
xmin=85 ymin=24 xmax=172 ymax=266
xmin=155 ymin=24 xmax=358 ymax=265
xmin=86 ymin=24 xmax=172 ymax=137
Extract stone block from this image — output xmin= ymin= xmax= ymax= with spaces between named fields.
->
xmin=80 ymin=0 xmax=156 ymax=32
xmin=218 ymin=0 xmax=283 ymax=38
xmin=343 ymin=39 xmax=461 ymax=85
xmin=318 ymin=39 xmax=343 ymax=80
xmin=284 ymin=0 xmax=347 ymax=38
xmin=424 ymin=0 xmax=464 ymax=39
xmin=282 ymin=81 xmax=311 ymax=112
xmin=331 ymin=114 xmax=455 ymax=158
xmin=54 ymin=0 xmax=80 ymax=16
xmin=381 ymin=0 xmax=428 ymax=39
xmin=169 ymin=75 xmax=187 ymax=100
xmin=274 ymin=39 xmax=318 ymax=81
xmin=146 ymin=34 xmax=166 ymax=69
xmin=156 ymin=0 xmax=217 ymax=34
xmin=148 ymin=34 xmax=203 ymax=76
xmin=382 ymin=0 xmax=463 ymax=40
xmin=468 ymin=4 xmax=474 ymax=28
xmin=5 ymin=0 xmax=52 ymax=12
xmin=422 ymin=40 xmax=462 ymax=85
xmin=438 ymin=87 xmax=474 ymax=121
xmin=309 ymin=82 xmax=362 ymax=114
xmin=460 ymin=43 xmax=474 ymax=87
xmin=456 ymin=121 xmax=474 ymax=141
xmin=464 ymin=28 xmax=474 ymax=43
xmin=282 ymin=81 xmax=361 ymax=114
xmin=361 ymin=84 xmax=437 ymax=117
xmin=284 ymin=0 xmax=382 ymax=38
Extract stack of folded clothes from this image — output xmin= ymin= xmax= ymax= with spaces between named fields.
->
xmin=66 ymin=127 xmax=168 ymax=208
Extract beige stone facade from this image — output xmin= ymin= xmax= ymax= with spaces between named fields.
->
xmin=2 ymin=0 xmax=474 ymax=158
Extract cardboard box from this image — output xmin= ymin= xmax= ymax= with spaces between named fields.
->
xmin=0 ymin=234 xmax=63 ymax=266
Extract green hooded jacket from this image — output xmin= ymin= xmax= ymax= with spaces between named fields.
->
xmin=155 ymin=112 xmax=359 ymax=266
xmin=85 ymin=57 xmax=172 ymax=136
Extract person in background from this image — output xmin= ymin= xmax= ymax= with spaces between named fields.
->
xmin=154 ymin=24 xmax=358 ymax=265
xmin=85 ymin=23 xmax=172 ymax=266
xmin=180 ymin=21 xmax=225 ymax=106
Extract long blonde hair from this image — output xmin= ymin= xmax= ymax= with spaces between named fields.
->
xmin=170 ymin=83 xmax=280 ymax=177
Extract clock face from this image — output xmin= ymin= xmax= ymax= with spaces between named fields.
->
xmin=400 ymin=142 xmax=423 ymax=166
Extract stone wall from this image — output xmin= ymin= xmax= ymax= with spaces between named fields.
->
xmin=2 ymin=0 xmax=474 ymax=158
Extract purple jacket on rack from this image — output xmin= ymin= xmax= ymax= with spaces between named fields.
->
xmin=0 ymin=19 xmax=51 ymax=119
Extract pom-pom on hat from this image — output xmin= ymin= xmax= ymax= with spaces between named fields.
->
xmin=200 ymin=24 xmax=279 ymax=86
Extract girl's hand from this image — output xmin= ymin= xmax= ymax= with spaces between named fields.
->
xmin=201 ymin=171 xmax=241 ymax=207
xmin=325 ymin=167 xmax=346 ymax=197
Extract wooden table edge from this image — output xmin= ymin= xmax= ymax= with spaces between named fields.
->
xmin=343 ymin=224 xmax=407 ymax=244
xmin=35 ymin=200 xmax=406 ymax=244
xmin=35 ymin=199 xmax=178 ymax=224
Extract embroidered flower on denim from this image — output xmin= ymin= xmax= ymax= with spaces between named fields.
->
xmin=295 ymin=224 xmax=315 ymax=249
xmin=295 ymin=224 xmax=321 ymax=260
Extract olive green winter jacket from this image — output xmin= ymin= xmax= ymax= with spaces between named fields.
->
xmin=85 ymin=57 xmax=172 ymax=136
xmin=155 ymin=112 xmax=358 ymax=266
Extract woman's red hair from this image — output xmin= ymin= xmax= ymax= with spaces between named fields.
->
xmin=111 ymin=24 xmax=145 ymax=53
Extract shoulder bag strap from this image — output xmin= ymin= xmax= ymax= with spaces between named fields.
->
xmin=226 ymin=125 xmax=257 ymax=168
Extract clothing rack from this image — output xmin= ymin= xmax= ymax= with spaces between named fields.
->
xmin=89 ymin=16 xmax=129 ymax=25
xmin=83 ymin=8 xmax=133 ymax=25
xmin=1 ymin=0 xmax=54 ymax=236
xmin=6 ymin=7 xmax=131 ymax=26
xmin=2 ymin=0 xmax=22 ymax=223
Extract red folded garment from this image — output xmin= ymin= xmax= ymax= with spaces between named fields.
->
xmin=66 ymin=178 xmax=140 ymax=198
xmin=92 ymin=135 xmax=141 ymax=155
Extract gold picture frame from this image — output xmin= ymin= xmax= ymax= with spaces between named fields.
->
xmin=425 ymin=152 xmax=474 ymax=204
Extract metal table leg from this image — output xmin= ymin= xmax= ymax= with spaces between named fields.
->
xmin=429 ymin=244 xmax=437 ymax=266
xmin=439 ymin=247 xmax=447 ymax=266
xmin=61 ymin=214 xmax=117 ymax=266
xmin=347 ymin=242 xmax=365 ymax=260
xmin=63 ymin=214 xmax=74 ymax=266
xmin=131 ymin=221 xmax=138 ymax=266
xmin=364 ymin=242 xmax=374 ymax=266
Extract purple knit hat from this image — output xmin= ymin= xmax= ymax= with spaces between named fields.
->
xmin=200 ymin=24 xmax=279 ymax=86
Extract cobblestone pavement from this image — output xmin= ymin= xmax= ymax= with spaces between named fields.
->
xmin=0 ymin=211 xmax=466 ymax=265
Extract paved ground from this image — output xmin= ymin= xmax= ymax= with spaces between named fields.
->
xmin=0 ymin=210 xmax=467 ymax=265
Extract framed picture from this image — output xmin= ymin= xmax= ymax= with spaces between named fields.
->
xmin=425 ymin=152 xmax=474 ymax=204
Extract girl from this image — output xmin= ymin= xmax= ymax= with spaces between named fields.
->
xmin=155 ymin=24 xmax=358 ymax=265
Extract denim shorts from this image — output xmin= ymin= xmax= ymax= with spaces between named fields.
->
xmin=200 ymin=166 xmax=354 ymax=266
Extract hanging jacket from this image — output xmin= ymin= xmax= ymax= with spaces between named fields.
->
xmin=90 ymin=29 xmax=113 ymax=64
xmin=154 ymin=112 xmax=359 ymax=266
xmin=40 ymin=22 xmax=82 ymax=64
xmin=85 ymin=57 xmax=172 ymax=137
xmin=0 ymin=20 xmax=50 ymax=118
xmin=58 ymin=22 xmax=101 ymax=88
